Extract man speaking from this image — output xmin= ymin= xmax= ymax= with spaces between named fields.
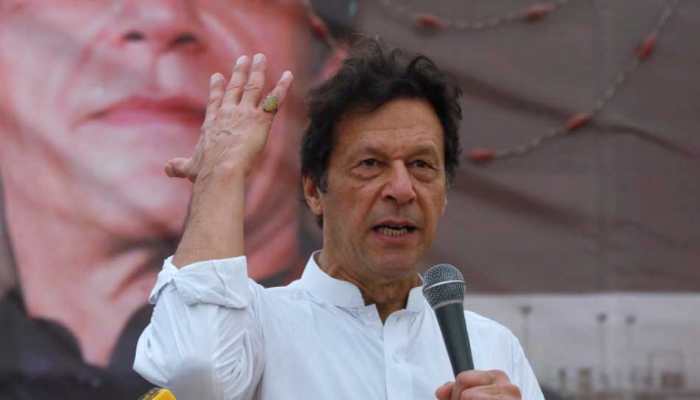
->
xmin=134 ymin=40 xmax=544 ymax=400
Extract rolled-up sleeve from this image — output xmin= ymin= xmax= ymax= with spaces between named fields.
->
xmin=134 ymin=256 xmax=264 ymax=400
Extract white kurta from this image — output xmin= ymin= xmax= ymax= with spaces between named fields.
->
xmin=134 ymin=253 xmax=544 ymax=400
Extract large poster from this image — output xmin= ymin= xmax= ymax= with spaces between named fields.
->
xmin=1 ymin=1 xmax=698 ymax=399
xmin=0 ymin=1 xmax=326 ymax=398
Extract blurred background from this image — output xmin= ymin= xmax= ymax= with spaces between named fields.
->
xmin=1 ymin=1 xmax=698 ymax=399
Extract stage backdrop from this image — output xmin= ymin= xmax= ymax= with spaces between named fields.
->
xmin=1 ymin=1 xmax=698 ymax=399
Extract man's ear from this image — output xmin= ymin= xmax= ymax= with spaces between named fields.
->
xmin=302 ymin=176 xmax=324 ymax=217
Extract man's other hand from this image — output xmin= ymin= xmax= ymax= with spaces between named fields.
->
xmin=435 ymin=370 xmax=522 ymax=400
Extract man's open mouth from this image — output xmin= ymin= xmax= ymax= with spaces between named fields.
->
xmin=373 ymin=224 xmax=417 ymax=237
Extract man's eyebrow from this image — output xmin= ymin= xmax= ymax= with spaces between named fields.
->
xmin=351 ymin=144 xmax=387 ymax=158
xmin=406 ymin=144 xmax=441 ymax=158
xmin=349 ymin=143 xmax=441 ymax=160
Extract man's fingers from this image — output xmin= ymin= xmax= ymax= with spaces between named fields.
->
xmin=450 ymin=370 xmax=519 ymax=400
xmin=435 ymin=382 xmax=453 ymax=400
xmin=222 ymin=55 xmax=250 ymax=108
xmin=203 ymin=73 xmax=226 ymax=128
xmin=455 ymin=370 xmax=499 ymax=390
xmin=458 ymin=383 xmax=521 ymax=400
xmin=458 ymin=387 xmax=495 ymax=400
xmin=240 ymin=53 xmax=266 ymax=106
xmin=486 ymin=370 xmax=510 ymax=385
xmin=262 ymin=70 xmax=294 ymax=112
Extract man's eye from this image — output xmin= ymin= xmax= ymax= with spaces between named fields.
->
xmin=359 ymin=159 xmax=380 ymax=168
xmin=411 ymin=160 xmax=432 ymax=169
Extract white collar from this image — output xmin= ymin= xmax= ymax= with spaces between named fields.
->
xmin=298 ymin=251 xmax=428 ymax=313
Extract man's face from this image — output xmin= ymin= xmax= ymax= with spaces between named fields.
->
xmin=0 ymin=1 xmax=308 ymax=237
xmin=316 ymin=98 xmax=447 ymax=280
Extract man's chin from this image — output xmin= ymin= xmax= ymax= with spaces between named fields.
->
xmin=371 ymin=254 xmax=422 ymax=280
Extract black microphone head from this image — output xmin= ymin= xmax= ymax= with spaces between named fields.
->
xmin=422 ymin=263 xmax=465 ymax=309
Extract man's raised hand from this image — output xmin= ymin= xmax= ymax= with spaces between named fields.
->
xmin=169 ymin=53 xmax=292 ymax=266
xmin=165 ymin=53 xmax=293 ymax=182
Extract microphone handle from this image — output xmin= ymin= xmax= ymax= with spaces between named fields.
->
xmin=435 ymin=303 xmax=474 ymax=375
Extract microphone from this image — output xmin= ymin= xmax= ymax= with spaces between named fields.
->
xmin=138 ymin=388 xmax=176 ymax=400
xmin=422 ymin=263 xmax=474 ymax=375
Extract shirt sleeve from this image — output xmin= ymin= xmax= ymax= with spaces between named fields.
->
xmin=134 ymin=256 xmax=264 ymax=400
xmin=509 ymin=334 xmax=545 ymax=400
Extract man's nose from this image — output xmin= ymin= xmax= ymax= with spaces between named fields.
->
xmin=382 ymin=162 xmax=417 ymax=206
xmin=108 ymin=0 xmax=204 ymax=54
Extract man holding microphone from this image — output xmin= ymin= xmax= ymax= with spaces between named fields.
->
xmin=134 ymin=40 xmax=544 ymax=400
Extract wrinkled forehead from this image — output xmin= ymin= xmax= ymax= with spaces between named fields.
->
xmin=334 ymin=99 xmax=446 ymax=157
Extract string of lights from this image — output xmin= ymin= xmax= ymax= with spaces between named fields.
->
xmin=467 ymin=0 xmax=679 ymax=163
xmin=305 ymin=0 xmax=679 ymax=165
xmin=379 ymin=0 xmax=572 ymax=30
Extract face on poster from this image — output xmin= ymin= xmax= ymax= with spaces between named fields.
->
xmin=0 ymin=0 xmax=309 ymax=241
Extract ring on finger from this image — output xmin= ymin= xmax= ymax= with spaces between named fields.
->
xmin=262 ymin=95 xmax=279 ymax=113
